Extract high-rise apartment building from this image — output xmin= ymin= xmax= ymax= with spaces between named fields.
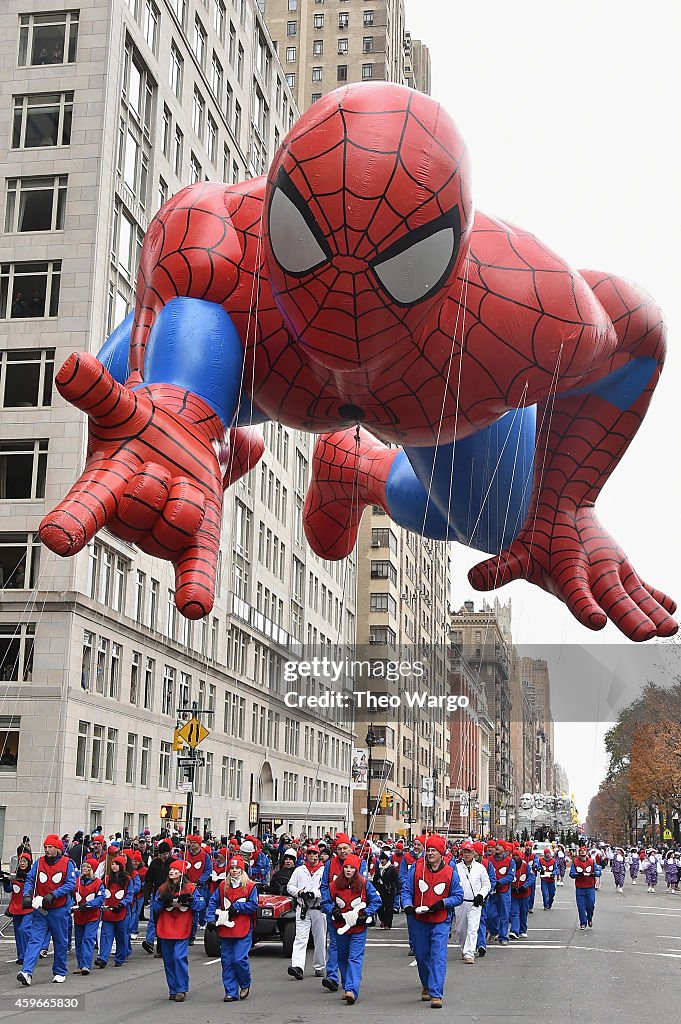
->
xmin=258 ymin=0 xmax=430 ymax=112
xmin=351 ymin=509 xmax=450 ymax=839
xmin=403 ymin=30 xmax=430 ymax=94
xmin=0 ymin=0 xmax=357 ymax=860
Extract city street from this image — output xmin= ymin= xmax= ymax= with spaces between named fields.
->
xmin=0 ymin=881 xmax=679 ymax=1022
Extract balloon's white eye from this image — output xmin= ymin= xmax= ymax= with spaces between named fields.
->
xmin=268 ymin=170 xmax=331 ymax=276
xmin=372 ymin=207 xmax=461 ymax=306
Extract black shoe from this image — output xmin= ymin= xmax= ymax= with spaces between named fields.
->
xmin=322 ymin=978 xmax=339 ymax=992
xmin=141 ymin=941 xmax=154 ymax=955
xmin=477 ymin=947 xmax=486 ymax=958
xmin=94 ymin=960 xmax=106 ymax=969
xmin=288 ymin=966 xmax=304 ymax=980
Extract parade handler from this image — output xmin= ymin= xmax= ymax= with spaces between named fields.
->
xmin=570 ymin=845 xmax=602 ymax=929
xmin=18 ymin=835 xmax=76 ymax=986
xmin=287 ymin=844 xmax=327 ymax=980
xmin=321 ymin=853 xmax=381 ymax=1005
xmin=454 ymin=842 xmax=491 ymax=964
xmin=402 ymin=835 xmax=464 ymax=1008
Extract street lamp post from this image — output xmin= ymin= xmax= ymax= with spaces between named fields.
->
xmin=432 ymin=765 xmax=439 ymax=833
xmin=366 ymin=726 xmax=376 ymax=835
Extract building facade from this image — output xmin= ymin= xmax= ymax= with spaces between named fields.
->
xmin=259 ymin=0 xmax=429 ymax=112
xmin=0 ymin=0 xmax=358 ymax=860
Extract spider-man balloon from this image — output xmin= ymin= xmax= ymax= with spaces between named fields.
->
xmin=39 ymin=83 xmax=676 ymax=640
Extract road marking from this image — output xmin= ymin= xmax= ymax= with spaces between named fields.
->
xmin=203 ymin=958 xmax=222 ymax=965
xmin=633 ymin=912 xmax=681 ymax=918
xmin=571 ymin=946 xmax=681 ymax=960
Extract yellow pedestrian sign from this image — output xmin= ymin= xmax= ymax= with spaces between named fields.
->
xmin=177 ymin=718 xmax=209 ymax=748
xmin=663 ymin=828 xmax=673 ymax=840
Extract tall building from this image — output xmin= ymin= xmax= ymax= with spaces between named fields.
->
xmin=447 ymin=634 xmax=492 ymax=835
xmin=509 ymin=647 xmax=536 ymax=813
xmin=403 ymin=31 xmax=430 ymax=94
xmin=259 ymin=0 xmax=430 ymax=112
xmin=0 ymin=0 xmax=357 ymax=860
xmin=518 ymin=657 xmax=554 ymax=794
xmin=449 ymin=600 xmax=512 ymax=835
xmin=351 ymin=509 xmax=450 ymax=839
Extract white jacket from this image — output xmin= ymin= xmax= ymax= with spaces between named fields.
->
xmin=456 ymin=860 xmax=492 ymax=901
xmin=287 ymin=863 xmax=324 ymax=899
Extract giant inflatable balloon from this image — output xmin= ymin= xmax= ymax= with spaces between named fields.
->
xmin=39 ymin=83 xmax=676 ymax=640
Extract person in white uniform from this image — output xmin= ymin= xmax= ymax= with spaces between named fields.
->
xmin=454 ymin=842 xmax=492 ymax=965
xmin=286 ymin=845 xmax=327 ymax=981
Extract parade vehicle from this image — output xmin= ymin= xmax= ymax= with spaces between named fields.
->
xmin=204 ymin=890 xmax=298 ymax=958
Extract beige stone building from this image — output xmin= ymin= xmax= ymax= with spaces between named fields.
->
xmin=258 ymin=0 xmax=430 ymax=112
xmin=0 ymin=0 xmax=358 ymax=861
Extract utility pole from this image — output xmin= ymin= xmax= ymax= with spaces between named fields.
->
xmin=176 ymin=699 xmax=214 ymax=836
xmin=366 ymin=725 xmax=376 ymax=836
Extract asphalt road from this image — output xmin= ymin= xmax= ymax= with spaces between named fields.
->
xmin=0 ymin=877 xmax=679 ymax=1023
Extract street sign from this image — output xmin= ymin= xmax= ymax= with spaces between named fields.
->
xmin=499 ymin=810 xmax=507 ymax=825
xmin=177 ymin=781 xmax=192 ymax=793
xmin=482 ymin=803 xmax=490 ymax=811
xmin=663 ymin=828 xmax=673 ymax=840
xmin=403 ymin=818 xmax=417 ymax=824
xmin=178 ymin=755 xmax=205 ymax=767
xmin=421 ymin=794 xmax=434 ymax=808
xmin=177 ymin=717 xmax=209 ymax=748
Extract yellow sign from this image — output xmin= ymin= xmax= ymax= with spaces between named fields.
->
xmin=177 ymin=718 xmax=209 ymax=748
xmin=663 ymin=829 xmax=673 ymax=840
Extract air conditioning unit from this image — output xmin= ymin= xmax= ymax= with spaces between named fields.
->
xmin=400 ymin=592 xmax=409 ymax=600
xmin=371 ymin=540 xmax=380 ymax=547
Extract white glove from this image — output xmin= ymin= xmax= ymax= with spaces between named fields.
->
xmin=415 ymin=905 xmax=429 ymax=915
xmin=215 ymin=909 xmax=234 ymax=928
xmin=211 ymin=871 xmax=219 ymax=881
xmin=32 ymin=896 xmax=44 ymax=909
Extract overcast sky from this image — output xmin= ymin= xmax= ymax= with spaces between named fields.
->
xmin=404 ymin=0 xmax=681 ymax=818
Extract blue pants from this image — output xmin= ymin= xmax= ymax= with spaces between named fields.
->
xmin=411 ymin=919 xmax=450 ymax=1000
xmin=487 ymin=890 xmax=511 ymax=942
xmin=130 ymin=898 xmax=142 ymax=935
xmin=575 ymin=887 xmax=596 ymax=926
xmin=197 ymin=885 xmax=208 ymax=926
xmin=335 ymin=929 xmax=367 ymax=998
xmin=325 ymin=917 xmax=339 ymax=982
xmin=22 ymin=907 xmax=70 ymax=977
xmin=99 ymin=918 xmax=127 ymax=965
xmin=75 ymin=920 xmax=99 ymax=969
xmin=124 ymin=907 xmax=133 ymax=959
xmin=13 ymin=914 xmax=32 ymax=962
xmin=406 ymin=912 xmax=415 ymax=952
xmin=161 ymin=937 xmax=190 ymax=996
xmin=220 ymin=935 xmax=252 ymax=998
xmin=145 ymin=912 xmax=156 ymax=943
xmin=541 ymin=879 xmax=556 ymax=909
xmin=510 ymin=896 xmax=529 ymax=936
xmin=528 ymin=876 xmax=537 ymax=909
xmin=476 ymin=901 xmax=488 ymax=951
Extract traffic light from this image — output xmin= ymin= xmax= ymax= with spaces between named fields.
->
xmin=380 ymin=791 xmax=394 ymax=810
xmin=160 ymin=803 xmax=182 ymax=821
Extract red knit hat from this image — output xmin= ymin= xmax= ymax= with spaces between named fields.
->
xmin=107 ymin=845 xmax=119 ymax=855
xmin=169 ymin=859 xmax=190 ymax=873
xmin=414 ymin=834 xmax=427 ymax=847
xmin=44 ymin=834 xmax=64 ymax=852
xmin=343 ymin=854 xmax=361 ymax=870
xmin=132 ymin=851 xmax=143 ymax=863
xmin=306 ymin=845 xmax=321 ymax=855
xmin=186 ymin=834 xmax=202 ymax=844
xmin=473 ymin=842 xmax=485 ymax=856
xmin=544 ymin=848 xmax=551 ymax=857
xmin=84 ymin=857 xmax=99 ymax=872
xmin=426 ymin=834 xmax=446 ymax=855
xmin=334 ymin=833 xmax=351 ymax=846
xmin=485 ymin=841 xmax=496 ymax=852
xmin=228 ymin=855 xmax=246 ymax=870
xmin=112 ymin=855 xmax=127 ymax=869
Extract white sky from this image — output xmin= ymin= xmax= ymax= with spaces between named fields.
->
xmin=405 ymin=0 xmax=681 ymax=818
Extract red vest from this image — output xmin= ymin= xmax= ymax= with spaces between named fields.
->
xmin=35 ymin=855 xmax=71 ymax=908
xmin=102 ymin=875 xmax=130 ymax=921
xmin=216 ymin=879 xmax=256 ymax=939
xmin=492 ymin=856 xmax=512 ymax=893
xmin=403 ymin=851 xmax=417 ymax=868
xmin=573 ymin=857 xmax=596 ymax=888
xmin=156 ymin=882 xmax=196 ymax=940
xmin=329 ymin=874 xmax=369 ymax=935
xmin=539 ymin=857 xmax=555 ymax=880
xmin=134 ymin=865 xmax=147 ymax=900
xmin=411 ymin=860 xmax=452 ymax=924
xmin=7 ymin=873 xmax=32 ymax=916
xmin=73 ymin=877 xmax=103 ymax=925
xmin=186 ymin=849 xmax=209 ymax=884
xmin=512 ymin=863 xmax=532 ymax=898
xmin=209 ymin=868 xmax=226 ymax=895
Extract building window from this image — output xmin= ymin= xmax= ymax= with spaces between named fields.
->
xmin=18 ymin=11 xmax=79 ymax=66
xmin=206 ymin=112 xmax=217 ymax=164
xmin=211 ymin=52 xmax=223 ymax=102
xmin=75 ymin=721 xmax=89 ymax=778
xmin=130 ymin=651 xmax=141 ymax=705
xmin=213 ymin=0 xmax=226 ymax=41
xmin=143 ymin=0 xmax=160 ymax=54
xmin=0 ymin=440 xmax=48 ymax=499
xmin=109 ymin=643 xmax=122 ymax=699
xmin=370 ymin=559 xmax=397 ymax=584
xmin=158 ymin=176 xmax=168 ymax=212
xmin=0 ymin=533 xmax=41 ymax=590
xmin=312 ymin=66 xmax=322 ymax=82
xmin=370 ymin=625 xmax=396 ymax=645
xmin=169 ymin=41 xmax=183 ymax=99
xmin=5 ymin=176 xmax=67 ymax=233
xmin=190 ymin=153 xmax=202 ymax=183
xmin=370 ymin=592 xmax=397 ymax=616
xmin=288 ymin=0 xmax=298 ymax=9
xmin=149 ymin=579 xmax=159 ymax=629
xmin=91 ymin=724 xmax=104 ymax=781
xmin=287 ymin=20 xmax=297 ymax=36
xmin=233 ymin=101 xmax=241 ymax=143
xmin=143 ymin=657 xmax=155 ymax=710
xmin=313 ymin=39 xmax=323 ymax=55
xmin=364 ymin=10 xmax=374 ymax=26
xmin=111 ymin=203 xmax=143 ymax=282
xmin=362 ymin=63 xmax=373 ymax=80
xmin=192 ymin=87 xmax=205 ymax=137
xmin=237 ymin=43 xmax=244 ymax=84
xmin=173 ymin=126 xmax=184 ymax=176
xmin=170 ymin=0 xmax=187 ymax=28
xmin=140 ymin=736 xmax=151 ymax=786
xmin=162 ymin=665 xmax=175 ymax=715
xmin=0 ymin=349 xmax=54 ymax=409
xmin=12 ymin=92 xmax=73 ymax=149
xmin=105 ymin=728 xmax=117 ymax=782
xmin=338 ymin=38 xmax=348 ymax=54
xmin=286 ymin=73 xmax=295 ymax=89
xmin=338 ymin=12 xmax=349 ymax=28
xmin=193 ymin=14 xmax=207 ymax=68
xmin=310 ymin=92 xmax=321 ymax=103
xmin=159 ymin=740 xmax=171 ymax=788
xmin=286 ymin=46 xmax=296 ymax=62
xmin=363 ymin=36 xmax=374 ymax=53
xmin=337 ymin=64 xmax=347 ymax=82
xmin=162 ymin=105 xmax=172 ymax=157
xmin=314 ymin=13 xmax=325 ymax=28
